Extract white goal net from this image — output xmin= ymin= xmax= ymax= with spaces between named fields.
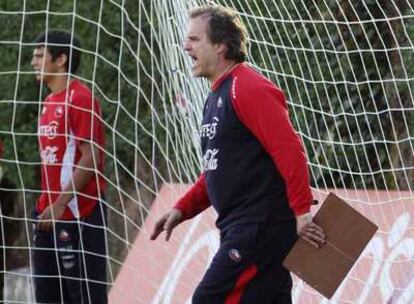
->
xmin=0 ymin=0 xmax=413 ymax=303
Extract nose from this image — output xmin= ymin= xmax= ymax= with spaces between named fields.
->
xmin=183 ymin=39 xmax=191 ymax=52
xmin=31 ymin=57 xmax=37 ymax=68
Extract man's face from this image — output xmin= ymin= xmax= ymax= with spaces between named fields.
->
xmin=31 ymin=47 xmax=61 ymax=83
xmin=184 ymin=16 xmax=219 ymax=79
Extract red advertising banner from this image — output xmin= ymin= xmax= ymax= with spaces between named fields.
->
xmin=109 ymin=184 xmax=414 ymax=304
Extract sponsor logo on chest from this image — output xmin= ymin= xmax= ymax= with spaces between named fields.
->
xmin=203 ymin=148 xmax=219 ymax=171
xmin=201 ymin=116 xmax=219 ymax=139
xmin=38 ymin=120 xmax=59 ymax=140
xmin=40 ymin=145 xmax=59 ymax=164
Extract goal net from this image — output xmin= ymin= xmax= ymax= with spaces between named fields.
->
xmin=0 ymin=0 xmax=413 ymax=303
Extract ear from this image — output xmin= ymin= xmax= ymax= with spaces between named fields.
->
xmin=56 ymin=53 xmax=68 ymax=71
xmin=215 ymin=43 xmax=228 ymax=56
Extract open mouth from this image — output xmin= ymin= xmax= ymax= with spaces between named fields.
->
xmin=190 ymin=55 xmax=198 ymax=66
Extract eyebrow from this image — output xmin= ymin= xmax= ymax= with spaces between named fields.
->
xmin=187 ymin=34 xmax=199 ymax=40
xmin=32 ymin=50 xmax=44 ymax=56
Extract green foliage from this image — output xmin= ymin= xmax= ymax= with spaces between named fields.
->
xmin=0 ymin=0 xmax=171 ymax=277
xmin=217 ymin=0 xmax=414 ymax=190
xmin=0 ymin=0 xmax=166 ymax=189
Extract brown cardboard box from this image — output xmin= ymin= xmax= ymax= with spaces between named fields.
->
xmin=283 ymin=192 xmax=378 ymax=299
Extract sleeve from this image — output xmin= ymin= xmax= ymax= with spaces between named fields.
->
xmin=69 ymin=93 xmax=100 ymax=143
xmin=232 ymin=79 xmax=312 ymax=216
xmin=174 ymin=174 xmax=211 ymax=220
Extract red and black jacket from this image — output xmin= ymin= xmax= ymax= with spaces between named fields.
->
xmin=175 ymin=63 xmax=312 ymax=231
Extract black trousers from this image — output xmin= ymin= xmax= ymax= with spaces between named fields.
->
xmin=192 ymin=219 xmax=297 ymax=304
xmin=32 ymin=202 xmax=108 ymax=304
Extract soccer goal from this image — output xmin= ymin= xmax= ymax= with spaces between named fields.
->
xmin=0 ymin=0 xmax=413 ymax=303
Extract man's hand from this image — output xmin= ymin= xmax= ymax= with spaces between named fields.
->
xmin=150 ymin=208 xmax=183 ymax=241
xmin=296 ymin=213 xmax=326 ymax=248
xmin=37 ymin=201 xmax=67 ymax=231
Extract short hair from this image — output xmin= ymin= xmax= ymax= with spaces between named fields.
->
xmin=189 ymin=5 xmax=248 ymax=63
xmin=33 ymin=30 xmax=81 ymax=74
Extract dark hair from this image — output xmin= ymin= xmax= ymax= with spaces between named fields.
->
xmin=33 ymin=30 xmax=81 ymax=74
xmin=189 ymin=5 xmax=248 ymax=63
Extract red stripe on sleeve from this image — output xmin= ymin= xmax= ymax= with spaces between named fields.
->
xmin=174 ymin=174 xmax=211 ymax=220
xmin=231 ymin=71 xmax=312 ymax=215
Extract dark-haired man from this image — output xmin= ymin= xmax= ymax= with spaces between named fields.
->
xmin=31 ymin=30 xmax=107 ymax=304
xmin=151 ymin=5 xmax=326 ymax=304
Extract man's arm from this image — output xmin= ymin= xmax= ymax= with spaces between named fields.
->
xmin=173 ymin=174 xmax=210 ymax=219
xmin=37 ymin=141 xmax=99 ymax=231
xmin=231 ymin=76 xmax=325 ymax=247
xmin=150 ymin=174 xmax=210 ymax=241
